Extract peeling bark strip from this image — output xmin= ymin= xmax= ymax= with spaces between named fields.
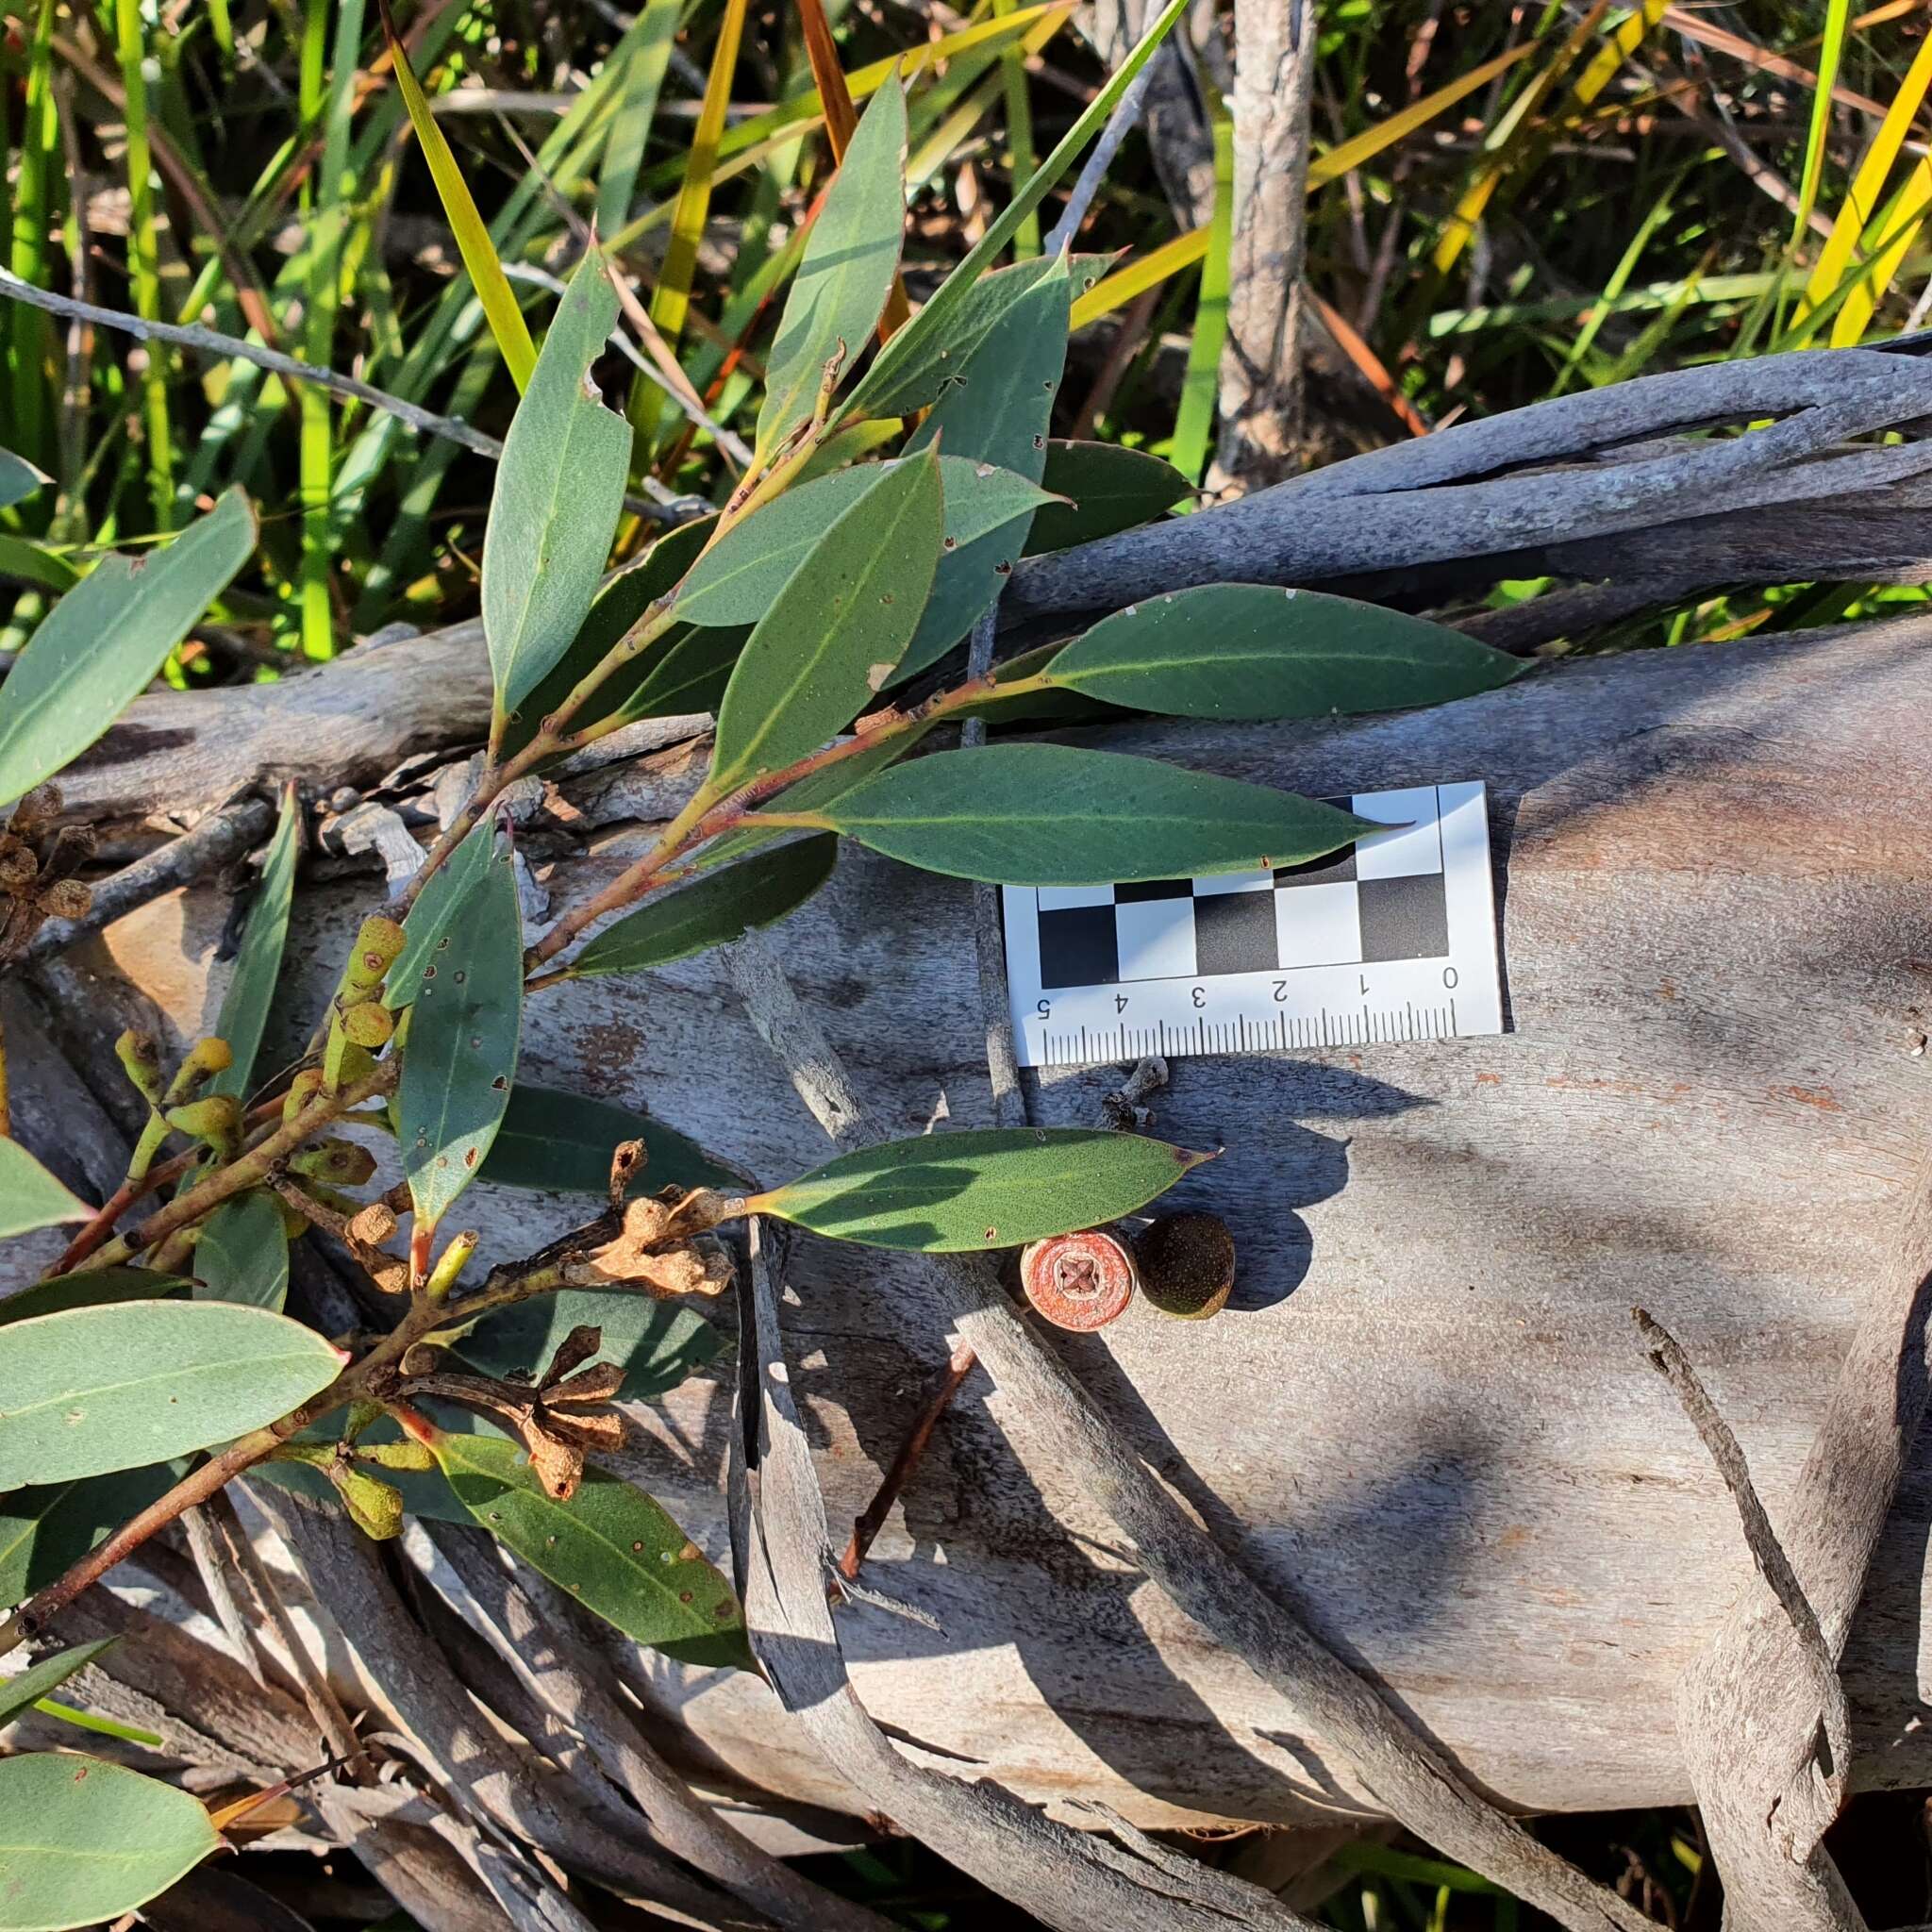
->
xmin=1211 ymin=0 xmax=1317 ymax=491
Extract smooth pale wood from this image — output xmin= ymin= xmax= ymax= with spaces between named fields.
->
xmin=16 ymin=618 xmax=1932 ymax=1832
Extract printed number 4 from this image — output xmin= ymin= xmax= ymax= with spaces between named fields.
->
xmin=1115 ymin=995 xmax=1129 ymax=1013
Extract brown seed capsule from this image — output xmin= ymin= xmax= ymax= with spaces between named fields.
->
xmin=38 ymin=877 xmax=91 ymax=921
xmin=1019 ymin=1228 xmax=1137 ymax=1331
xmin=1133 ymin=1211 xmax=1237 ymax=1321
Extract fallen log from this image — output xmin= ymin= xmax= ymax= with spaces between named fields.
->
xmin=15 ymin=608 xmax=1932 ymax=1834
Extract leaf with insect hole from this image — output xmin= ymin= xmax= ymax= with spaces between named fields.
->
xmin=1025 ymin=441 xmax=1191 ymax=555
xmin=411 ymin=1421 xmax=753 ymax=1668
xmin=396 ymin=821 xmax=524 ymax=1236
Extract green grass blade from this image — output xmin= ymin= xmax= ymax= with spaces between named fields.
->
xmin=1170 ymin=110 xmax=1232 ymax=481
xmin=1791 ymin=0 xmax=1854 ymax=255
xmin=114 ymin=0 xmax=175 ymax=529
xmin=378 ymin=0 xmax=537 ymax=391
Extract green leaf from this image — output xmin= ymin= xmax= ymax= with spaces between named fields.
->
xmin=0 ymin=1639 xmax=117 ymax=1730
xmin=793 ymin=743 xmax=1372 ymax=885
xmin=696 ymin=723 xmax=925 ymax=871
xmin=29 ymin=1701 xmax=162 ymax=1748
xmin=844 ymin=253 xmax=1061 ymax=421
xmin=569 ymin=836 xmax=836 ymax=979
xmin=483 ymin=247 xmax=632 ymax=720
xmin=497 ymin=516 xmax=736 ymax=762
xmin=896 ymin=256 xmax=1069 ymax=679
xmin=458 ymin=1293 xmax=723 ymax=1404
xmin=386 ymin=817 xmax=495 ymax=1011
xmin=250 ymin=1409 xmax=473 ymax=1525
xmin=1026 ymin=441 xmax=1190 ymax=555
xmin=0 ymin=1754 xmax=218 ymax=1927
xmin=397 ymin=822 xmax=524 ymax=1235
xmin=0 ymin=447 xmax=50 ymax=512
xmin=0 ymin=1300 xmax=343 ymax=1490
xmin=192 ymin=1191 xmax=290 ymax=1312
xmin=0 ymin=1141 xmax=88 ymax=1241
xmin=479 ymin=1086 xmax=744 ymax=1197
xmin=1042 ymin=585 xmax=1525 ymax=720
xmin=839 ymin=0 xmax=1190 ymax=425
xmin=708 ymin=445 xmax=943 ymax=793
xmin=418 ymin=1424 xmax=752 ymax=1668
xmin=0 ymin=1466 xmax=180 ymax=1610
xmin=207 ymin=786 xmax=301 ymax=1100
xmin=757 ymin=79 xmax=908 ymax=453
xmin=758 ymin=1125 xmax=1210 ymax=1251
xmin=0 ymin=489 xmax=255 ymax=808
xmin=0 ymin=1268 xmax=190 ymax=1329
xmin=0 ymin=534 xmax=78 ymax=595
xmin=677 ymin=456 xmax=1058 ymax=628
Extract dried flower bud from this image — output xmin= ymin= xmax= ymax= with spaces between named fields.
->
xmin=283 ymin=1067 xmax=325 ymax=1124
xmin=608 ymin=1137 xmax=647 ymax=1208
xmin=1133 ymin=1211 xmax=1236 ymax=1321
xmin=541 ymin=1324 xmax=605 ymax=1387
xmin=0 ymin=841 xmax=35 ymax=891
xmin=347 ymin=1201 xmax=398 ymax=1250
xmin=399 ymin=1341 xmax=445 ymax=1377
xmin=9 ymin=783 xmax=62 ymax=833
xmin=1019 ymin=1228 xmax=1137 ymax=1331
xmin=38 ymin=877 xmax=91 ymax=921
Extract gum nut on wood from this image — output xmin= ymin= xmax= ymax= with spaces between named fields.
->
xmin=1133 ymin=1210 xmax=1236 ymax=1320
xmin=1020 ymin=1228 xmax=1137 ymax=1331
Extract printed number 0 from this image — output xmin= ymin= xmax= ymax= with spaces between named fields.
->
xmin=1441 ymin=967 xmax=1459 ymax=990
xmin=1191 ymin=987 xmax=1206 ymax=1009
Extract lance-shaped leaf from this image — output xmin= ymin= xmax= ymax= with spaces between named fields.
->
xmin=0 ymin=1754 xmax=219 ymax=1927
xmin=677 ymin=456 xmax=1057 ymax=627
xmin=839 ymin=0 xmax=1190 ymax=425
xmin=207 ymin=784 xmax=301 ymax=1100
xmin=483 ymin=248 xmax=631 ymax=722
xmin=0 ymin=488 xmax=254 ymax=808
xmin=498 ymin=516 xmax=735 ymax=761
xmin=387 ymin=817 xmax=496 ymax=1010
xmin=479 ymin=1086 xmax=743 ymax=1197
xmin=0 ymin=446 xmax=50 ymax=512
xmin=0 ymin=1141 xmax=89 ymax=1241
xmin=397 ymin=822 xmax=525 ymax=1235
xmin=845 ymin=253 xmax=1061 ymax=421
xmin=708 ymin=445 xmax=942 ymax=793
xmin=0 ymin=1267 xmax=190 ymax=1328
xmin=0 ymin=1638 xmax=117 ymax=1729
xmin=757 ymin=79 xmax=908 ymax=453
xmin=0 ymin=1300 xmax=344 ymax=1489
xmin=754 ymin=1125 xmax=1210 ymax=1252
xmin=458 ymin=1292 xmax=723 ymax=1403
xmin=1041 ymin=585 xmax=1525 ymax=720
xmin=785 ymin=743 xmax=1372 ymax=885
xmin=192 ymin=1190 xmax=291 ymax=1312
xmin=896 ymin=256 xmax=1069 ymax=679
xmin=567 ymin=837 xmax=836 ymax=979
xmin=0 ymin=1465 xmax=179 ymax=1610
xmin=412 ymin=1421 xmax=752 ymax=1668
xmin=1026 ymin=441 xmax=1191 ymax=554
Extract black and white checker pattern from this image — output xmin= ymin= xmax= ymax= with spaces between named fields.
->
xmin=1032 ymin=786 xmax=1452 ymax=991
xmin=1000 ymin=781 xmax=1504 ymax=1068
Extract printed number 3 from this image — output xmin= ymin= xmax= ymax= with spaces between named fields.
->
xmin=1191 ymin=987 xmax=1206 ymax=1009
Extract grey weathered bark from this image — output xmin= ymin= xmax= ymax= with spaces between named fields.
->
xmin=1210 ymin=0 xmax=1318 ymax=491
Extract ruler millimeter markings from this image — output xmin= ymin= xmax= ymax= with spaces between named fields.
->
xmin=1000 ymin=780 xmax=1505 ymax=1070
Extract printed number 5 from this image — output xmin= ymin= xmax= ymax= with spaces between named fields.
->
xmin=1037 ymin=999 xmax=1051 ymax=1017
